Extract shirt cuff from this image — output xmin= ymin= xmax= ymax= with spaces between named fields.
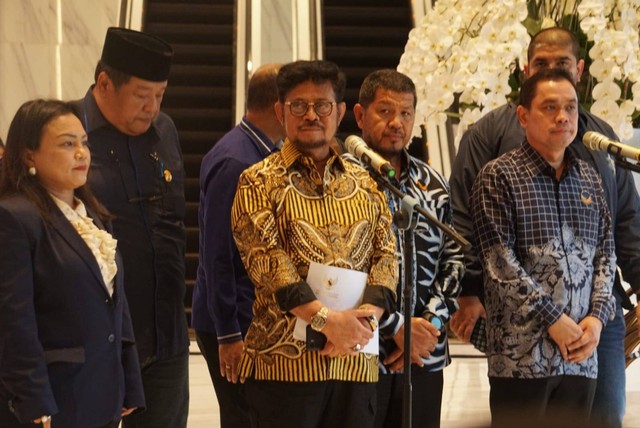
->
xmin=536 ymin=299 xmax=563 ymax=328
xmin=590 ymin=301 xmax=613 ymax=326
xmin=275 ymin=280 xmax=316 ymax=312
xmin=217 ymin=332 xmax=243 ymax=344
xmin=362 ymin=285 xmax=396 ymax=314
xmin=379 ymin=311 xmax=404 ymax=339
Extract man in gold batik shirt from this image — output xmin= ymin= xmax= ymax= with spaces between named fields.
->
xmin=231 ymin=60 xmax=398 ymax=428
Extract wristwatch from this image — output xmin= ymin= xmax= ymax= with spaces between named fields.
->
xmin=310 ymin=306 xmax=329 ymax=332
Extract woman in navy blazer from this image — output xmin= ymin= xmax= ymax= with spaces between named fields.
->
xmin=0 ymin=100 xmax=145 ymax=427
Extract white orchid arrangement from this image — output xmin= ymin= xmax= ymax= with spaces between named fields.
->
xmin=398 ymin=0 xmax=640 ymax=142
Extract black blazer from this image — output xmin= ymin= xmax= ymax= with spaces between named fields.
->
xmin=0 ymin=195 xmax=145 ymax=427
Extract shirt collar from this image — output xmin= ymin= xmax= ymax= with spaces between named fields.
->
xmin=80 ymin=88 xmax=109 ymax=134
xmin=280 ymin=138 xmax=344 ymax=172
xmin=50 ymin=194 xmax=87 ymax=219
xmin=520 ymin=140 xmax=581 ymax=178
xmin=393 ymin=149 xmax=413 ymax=183
xmin=240 ymin=116 xmax=279 ymax=156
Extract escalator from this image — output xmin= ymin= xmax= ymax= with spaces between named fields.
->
xmin=143 ymin=0 xmax=236 ymax=326
xmin=140 ymin=0 xmax=415 ymax=325
xmin=323 ymin=0 xmax=413 ymax=138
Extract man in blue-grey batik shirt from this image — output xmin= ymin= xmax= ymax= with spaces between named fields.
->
xmin=471 ymin=69 xmax=615 ymax=428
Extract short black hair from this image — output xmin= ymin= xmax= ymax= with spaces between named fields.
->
xmin=528 ymin=27 xmax=580 ymax=63
xmin=358 ymin=69 xmax=417 ymax=108
xmin=519 ymin=68 xmax=577 ymax=109
xmin=94 ymin=60 xmax=132 ymax=89
xmin=276 ymin=60 xmax=346 ymax=103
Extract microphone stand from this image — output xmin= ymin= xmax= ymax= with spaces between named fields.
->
xmin=372 ymin=175 xmax=472 ymax=251
xmin=394 ymin=191 xmax=418 ymax=428
xmin=612 ymin=156 xmax=640 ymax=174
xmin=369 ymin=173 xmax=471 ymax=428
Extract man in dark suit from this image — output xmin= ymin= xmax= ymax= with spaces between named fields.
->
xmin=71 ymin=28 xmax=189 ymax=428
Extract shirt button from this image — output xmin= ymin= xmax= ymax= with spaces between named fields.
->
xmin=108 ymin=334 xmax=115 ymax=343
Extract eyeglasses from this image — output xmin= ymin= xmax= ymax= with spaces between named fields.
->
xmin=285 ymin=100 xmax=336 ymax=117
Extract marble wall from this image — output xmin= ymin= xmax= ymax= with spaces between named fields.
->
xmin=0 ymin=0 xmax=308 ymax=140
xmin=0 ymin=0 xmax=119 ymax=140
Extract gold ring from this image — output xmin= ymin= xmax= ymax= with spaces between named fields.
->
xmin=353 ymin=343 xmax=362 ymax=352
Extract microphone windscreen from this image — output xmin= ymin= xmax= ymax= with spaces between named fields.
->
xmin=344 ymin=135 xmax=365 ymax=155
xmin=583 ymin=131 xmax=603 ymax=151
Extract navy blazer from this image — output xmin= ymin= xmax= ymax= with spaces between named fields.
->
xmin=0 ymin=195 xmax=145 ymax=427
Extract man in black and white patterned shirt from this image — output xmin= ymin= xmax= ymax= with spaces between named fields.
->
xmin=352 ymin=69 xmax=464 ymax=428
xmin=471 ymin=68 xmax=616 ymax=427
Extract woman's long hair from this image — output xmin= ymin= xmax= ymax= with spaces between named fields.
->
xmin=0 ymin=99 xmax=110 ymax=222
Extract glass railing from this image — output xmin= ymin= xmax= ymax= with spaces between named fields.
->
xmin=117 ymin=0 xmax=143 ymax=30
xmin=234 ymin=0 xmax=323 ymax=123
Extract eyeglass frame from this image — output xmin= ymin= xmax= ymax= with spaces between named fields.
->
xmin=284 ymin=100 xmax=337 ymax=117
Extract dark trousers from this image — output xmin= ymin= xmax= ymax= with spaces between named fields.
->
xmin=591 ymin=303 xmax=626 ymax=428
xmin=374 ymin=367 xmax=444 ymax=428
xmin=122 ymin=350 xmax=189 ymax=428
xmin=196 ymin=331 xmax=251 ymax=428
xmin=489 ymin=375 xmax=596 ymax=428
xmin=245 ymin=379 xmax=376 ymax=428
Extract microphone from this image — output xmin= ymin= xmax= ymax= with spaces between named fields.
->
xmin=344 ymin=135 xmax=396 ymax=178
xmin=583 ymin=131 xmax=640 ymax=161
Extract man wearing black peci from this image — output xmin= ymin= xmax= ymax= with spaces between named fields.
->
xmin=71 ymin=27 xmax=189 ymax=428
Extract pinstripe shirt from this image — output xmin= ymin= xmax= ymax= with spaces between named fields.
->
xmin=231 ymin=140 xmax=398 ymax=383
xmin=471 ymin=142 xmax=616 ymax=379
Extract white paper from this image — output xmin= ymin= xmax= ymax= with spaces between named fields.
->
xmin=293 ymin=262 xmax=379 ymax=354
